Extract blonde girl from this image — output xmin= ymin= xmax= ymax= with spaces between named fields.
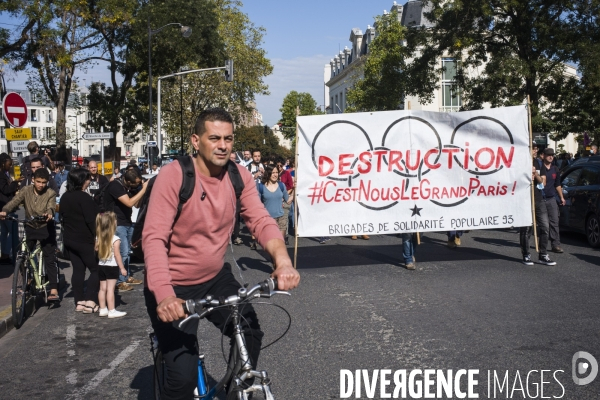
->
xmin=96 ymin=212 xmax=127 ymax=318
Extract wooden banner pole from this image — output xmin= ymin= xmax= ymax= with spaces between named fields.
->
xmin=293 ymin=106 xmax=300 ymax=269
xmin=527 ymin=96 xmax=539 ymax=253
xmin=406 ymin=101 xmax=421 ymax=245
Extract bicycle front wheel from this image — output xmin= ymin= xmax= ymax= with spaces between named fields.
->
xmin=153 ymin=348 xmax=165 ymax=400
xmin=11 ymin=259 xmax=28 ymax=328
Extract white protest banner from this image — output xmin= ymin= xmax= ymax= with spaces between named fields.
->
xmin=296 ymin=106 xmax=532 ymax=237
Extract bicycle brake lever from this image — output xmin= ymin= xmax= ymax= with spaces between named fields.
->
xmin=260 ymin=291 xmax=291 ymax=298
xmin=178 ymin=313 xmax=200 ymax=328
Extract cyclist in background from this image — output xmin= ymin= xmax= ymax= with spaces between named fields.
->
xmin=143 ymin=108 xmax=300 ymax=400
xmin=0 ymin=168 xmax=59 ymax=301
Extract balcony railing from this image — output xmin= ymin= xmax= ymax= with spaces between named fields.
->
xmin=439 ymin=106 xmax=460 ymax=113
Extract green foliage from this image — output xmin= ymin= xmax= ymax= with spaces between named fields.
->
xmin=21 ymin=0 xmax=104 ymax=149
xmin=565 ymin=0 xmax=600 ymax=144
xmin=160 ymin=0 xmax=273 ymax=149
xmin=82 ymin=0 xmax=223 ymax=154
xmin=233 ymin=125 xmax=290 ymax=159
xmin=346 ymin=10 xmax=410 ymax=112
xmin=278 ymin=91 xmax=323 ymax=138
xmin=404 ymin=0 xmax=580 ymax=136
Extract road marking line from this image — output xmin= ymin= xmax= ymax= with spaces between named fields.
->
xmin=67 ymin=340 xmax=140 ymax=399
xmin=66 ymin=316 xmax=77 ymax=385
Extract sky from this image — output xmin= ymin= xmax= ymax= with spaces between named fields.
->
xmin=0 ymin=1 xmax=404 ymax=126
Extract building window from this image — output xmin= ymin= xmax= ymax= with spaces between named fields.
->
xmin=46 ymin=127 xmax=52 ymax=138
xmin=31 ymin=127 xmax=38 ymax=139
xmin=30 ymin=109 xmax=37 ymax=122
xmin=47 ymin=111 xmax=53 ymax=123
xmin=340 ymin=92 xmax=344 ymax=112
xmin=441 ymin=58 xmax=461 ymax=112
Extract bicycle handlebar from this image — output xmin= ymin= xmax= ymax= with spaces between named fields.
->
xmin=5 ymin=215 xmax=47 ymax=223
xmin=179 ymin=278 xmax=290 ymax=328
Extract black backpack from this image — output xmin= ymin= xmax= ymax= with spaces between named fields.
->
xmin=95 ymin=179 xmax=123 ymax=213
xmin=130 ymin=157 xmax=245 ymax=261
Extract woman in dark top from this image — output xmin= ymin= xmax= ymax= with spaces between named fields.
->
xmin=0 ymin=153 xmax=23 ymax=262
xmin=60 ymin=168 xmax=100 ymax=312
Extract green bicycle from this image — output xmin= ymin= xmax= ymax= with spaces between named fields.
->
xmin=9 ymin=215 xmax=51 ymax=328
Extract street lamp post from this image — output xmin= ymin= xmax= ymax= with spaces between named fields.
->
xmin=157 ymin=62 xmax=232 ymax=156
xmin=148 ymin=19 xmax=192 ymax=163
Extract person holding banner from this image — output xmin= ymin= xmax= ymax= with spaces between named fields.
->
xmin=520 ymin=143 xmax=556 ymax=266
xmin=402 ymin=233 xmax=416 ymax=270
xmin=540 ymin=148 xmax=565 ymax=253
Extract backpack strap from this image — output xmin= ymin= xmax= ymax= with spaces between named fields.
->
xmin=278 ymin=181 xmax=286 ymax=194
xmin=175 ymin=156 xmax=196 ymax=223
xmin=226 ymin=160 xmax=245 ymax=200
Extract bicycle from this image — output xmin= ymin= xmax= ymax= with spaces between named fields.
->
xmin=150 ymin=278 xmax=291 ymax=400
xmin=9 ymin=215 xmax=52 ymax=328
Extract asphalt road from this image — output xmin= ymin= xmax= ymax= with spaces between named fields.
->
xmin=0 ymin=228 xmax=598 ymax=399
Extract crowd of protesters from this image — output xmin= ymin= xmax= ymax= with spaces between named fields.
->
xmin=0 ymin=137 xmax=594 ymax=320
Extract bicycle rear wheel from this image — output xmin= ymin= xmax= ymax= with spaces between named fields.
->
xmin=153 ymin=348 xmax=165 ymax=400
xmin=11 ymin=259 xmax=28 ymax=328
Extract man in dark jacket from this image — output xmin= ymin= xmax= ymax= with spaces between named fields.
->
xmin=0 ymin=153 xmax=23 ymax=262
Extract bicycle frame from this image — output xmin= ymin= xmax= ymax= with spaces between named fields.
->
xmin=152 ymin=279 xmax=285 ymax=400
xmin=17 ymin=233 xmax=47 ymax=292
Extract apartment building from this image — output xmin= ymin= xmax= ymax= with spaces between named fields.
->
xmin=1 ymin=88 xmax=146 ymax=161
xmin=324 ymin=0 xmax=580 ymax=153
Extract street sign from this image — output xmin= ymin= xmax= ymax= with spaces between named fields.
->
xmin=82 ymin=132 xmax=114 ymax=140
xmin=5 ymin=127 xmax=32 ymax=140
xmin=103 ymin=161 xmax=113 ymax=176
xmin=10 ymin=140 xmax=29 ymax=152
xmin=2 ymin=92 xmax=28 ymax=128
xmin=12 ymin=165 xmax=21 ymax=180
xmin=147 ymin=141 xmax=157 ymax=147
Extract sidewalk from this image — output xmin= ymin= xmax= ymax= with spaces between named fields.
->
xmin=0 ymin=259 xmax=68 ymax=339
xmin=0 ymin=262 xmax=16 ymax=338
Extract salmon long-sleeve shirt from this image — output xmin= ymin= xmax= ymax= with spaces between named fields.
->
xmin=143 ymin=159 xmax=282 ymax=304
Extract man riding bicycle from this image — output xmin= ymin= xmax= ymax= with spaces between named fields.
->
xmin=0 ymin=168 xmax=59 ymax=301
xmin=143 ymin=108 xmax=300 ymax=400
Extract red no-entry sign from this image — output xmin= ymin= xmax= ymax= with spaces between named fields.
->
xmin=2 ymin=92 xmax=28 ymax=128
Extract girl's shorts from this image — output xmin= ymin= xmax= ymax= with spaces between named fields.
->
xmin=99 ymin=265 xmax=119 ymax=281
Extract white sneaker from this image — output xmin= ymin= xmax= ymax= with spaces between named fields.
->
xmin=98 ymin=308 xmax=108 ymax=317
xmin=108 ymin=309 xmax=127 ymax=318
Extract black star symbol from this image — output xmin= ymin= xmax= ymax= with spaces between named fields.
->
xmin=410 ymin=204 xmax=423 ymax=217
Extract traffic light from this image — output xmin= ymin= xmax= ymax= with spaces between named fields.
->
xmin=264 ymin=125 xmax=268 ymax=134
xmin=225 ymin=59 xmax=234 ymax=82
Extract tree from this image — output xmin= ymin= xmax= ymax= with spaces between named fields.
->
xmin=233 ymin=125 xmax=289 ymax=159
xmin=402 ymin=0 xmax=580 ymax=136
xmin=567 ymin=0 xmax=600 ymax=144
xmin=346 ymin=10 xmax=412 ymax=112
xmin=0 ymin=0 xmax=40 ymax=94
xmin=85 ymin=0 xmax=223 ymax=155
xmin=278 ymin=91 xmax=323 ymax=138
xmin=21 ymin=0 xmax=105 ymax=158
xmin=159 ymin=0 xmax=273 ymax=151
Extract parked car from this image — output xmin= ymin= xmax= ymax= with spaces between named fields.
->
xmin=558 ymin=159 xmax=600 ymax=247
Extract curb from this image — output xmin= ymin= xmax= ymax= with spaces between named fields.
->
xmin=0 ymin=305 xmax=13 ymax=339
xmin=0 ymin=273 xmax=66 ymax=340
